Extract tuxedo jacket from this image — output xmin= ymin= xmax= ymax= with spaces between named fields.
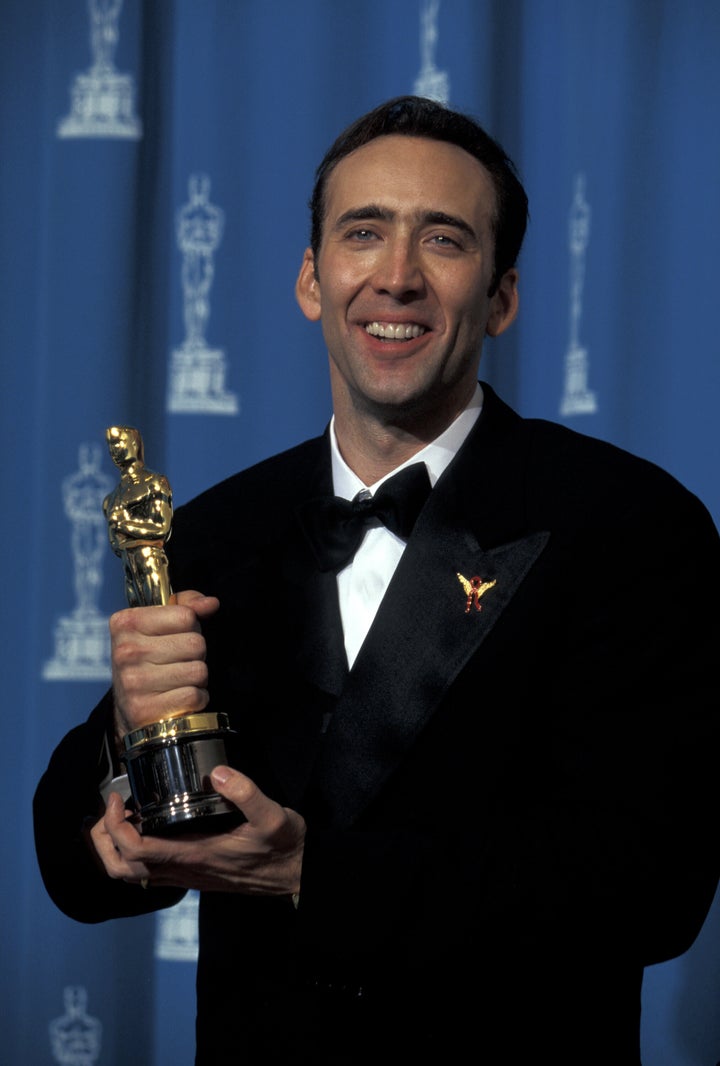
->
xmin=34 ymin=384 xmax=720 ymax=1064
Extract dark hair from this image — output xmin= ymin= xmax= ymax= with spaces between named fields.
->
xmin=309 ymin=95 xmax=529 ymax=293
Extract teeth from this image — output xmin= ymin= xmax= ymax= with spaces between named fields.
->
xmin=365 ymin=322 xmax=426 ymax=340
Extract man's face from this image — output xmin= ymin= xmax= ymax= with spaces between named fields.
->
xmin=296 ymin=134 xmax=518 ymax=433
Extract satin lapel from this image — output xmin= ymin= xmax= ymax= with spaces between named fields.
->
xmin=314 ymin=528 xmax=548 ymax=829
xmin=310 ymin=385 xmax=550 ymax=829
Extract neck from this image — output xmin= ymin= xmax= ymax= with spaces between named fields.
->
xmin=331 ymin=385 xmax=477 ymax=485
xmin=334 ymin=425 xmax=428 ymax=485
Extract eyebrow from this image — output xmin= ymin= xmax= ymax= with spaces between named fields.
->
xmin=332 ymin=204 xmax=478 ymax=241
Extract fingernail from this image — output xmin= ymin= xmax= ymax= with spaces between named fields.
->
xmin=211 ymin=765 xmax=231 ymax=785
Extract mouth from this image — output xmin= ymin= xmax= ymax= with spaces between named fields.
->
xmin=364 ymin=321 xmax=427 ymax=341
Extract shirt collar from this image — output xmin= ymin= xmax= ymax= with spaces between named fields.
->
xmin=330 ymin=383 xmax=484 ymax=500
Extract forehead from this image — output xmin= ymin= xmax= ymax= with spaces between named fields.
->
xmin=324 ymin=134 xmax=497 ymax=228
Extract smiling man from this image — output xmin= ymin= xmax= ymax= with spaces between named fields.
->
xmin=296 ymin=133 xmax=519 ymax=471
xmin=34 ymin=96 xmax=720 ymax=1066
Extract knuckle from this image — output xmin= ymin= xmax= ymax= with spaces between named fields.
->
xmin=175 ymin=686 xmax=209 ymax=712
xmin=117 ymin=663 xmax=144 ymax=695
xmin=176 ymin=605 xmax=201 ymax=631
xmin=113 ymin=641 xmax=141 ymax=669
xmin=267 ymin=810 xmax=289 ymax=837
xmin=107 ymin=609 xmax=125 ymax=634
xmin=234 ymin=776 xmax=258 ymax=806
xmin=102 ymin=849 xmax=129 ymax=880
xmin=186 ymin=659 xmax=209 ymax=687
xmin=187 ymin=633 xmax=208 ymax=659
xmin=108 ymin=608 xmax=138 ymax=636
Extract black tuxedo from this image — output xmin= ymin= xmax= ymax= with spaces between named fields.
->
xmin=34 ymin=384 xmax=720 ymax=1064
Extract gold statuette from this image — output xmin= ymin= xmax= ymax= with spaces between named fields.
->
xmin=104 ymin=426 xmax=240 ymax=836
xmin=104 ymin=426 xmax=173 ymax=607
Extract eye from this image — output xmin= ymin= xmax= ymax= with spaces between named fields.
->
xmin=429 ymin=232 xmax=462 ymax=249
xmin=346 ymin=227 xmax=378 ymax=242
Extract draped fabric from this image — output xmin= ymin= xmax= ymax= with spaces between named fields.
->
xmin=2 ymin=2 xmax=719 ymax=1063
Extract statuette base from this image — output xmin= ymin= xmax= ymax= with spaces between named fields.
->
xmin=122 ymin=711 xmax=242 ymax=836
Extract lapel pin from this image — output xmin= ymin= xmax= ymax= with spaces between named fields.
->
xmin=456 ymin=572 xmax=497 ymax=614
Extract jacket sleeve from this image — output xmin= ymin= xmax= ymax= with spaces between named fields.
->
xmin=33 ymin=688 xmax=185 ymax=923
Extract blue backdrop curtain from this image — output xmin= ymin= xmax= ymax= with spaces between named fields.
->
xmin=2 ymin=2 xmax=719 ymax=1063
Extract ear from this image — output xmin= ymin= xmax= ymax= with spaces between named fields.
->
xmin=295 ymin=248 xmax=322 ymax=322
xmin=486 ymin=268 xmax=519 ymax=337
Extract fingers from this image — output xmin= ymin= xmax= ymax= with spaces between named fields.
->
xmin=90 ymin=792 xmax=149 ymax=883
xmin=109 ymin=591 xmax=219 ymax=640
xmin=110 ymin=591 xmax=220 ymax=731
xmin=112 ymin=640 xmax=211 ymax=726
xmin=93 ymin=779 xmax=305 ymax=898
xmin=208 ymin=767 xmax=306 ymax=896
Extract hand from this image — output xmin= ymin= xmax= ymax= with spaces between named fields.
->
xmin=89 ymin=766 xmax=306 ymax=897
xmin=110 ymin=589 xmax=220 ymax=745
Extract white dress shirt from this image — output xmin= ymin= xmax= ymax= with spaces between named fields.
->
xmin=330 ymin=384 xmax=484 ymax=667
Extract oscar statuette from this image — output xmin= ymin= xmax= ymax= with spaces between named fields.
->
xmin=103 ymin=425 xmax=241 ymax=836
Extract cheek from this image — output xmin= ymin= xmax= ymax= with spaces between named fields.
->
xmin=445 ymin=291 xmax=493 ymax=350
xmin=319 ymin=245 xmax=376 ymax=294
xmin=320 ymin=315 xmax=351 ymax=356
xmin=328 ymin=261 xmax=368 ymax=298
xmin=442 ymin=280 xmax=488 ymax=327
xmin=431 ymin=260 xmax=487 ymax=307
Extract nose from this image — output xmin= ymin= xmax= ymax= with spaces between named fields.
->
xmin=371 ymin=238 xmax=424 ymax=299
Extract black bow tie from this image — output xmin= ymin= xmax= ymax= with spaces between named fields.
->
xmin=297 ymin=461 xmax=432 ymax=573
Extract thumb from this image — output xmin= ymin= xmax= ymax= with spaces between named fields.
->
xmin=175 ymin=589 xmax=221 ymax=618
xmin=210 ymin=765 xmax=263 ymax=820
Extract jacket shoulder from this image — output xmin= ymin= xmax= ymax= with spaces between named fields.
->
xmin=166 ymin=434 xmax=327 ymax=578
xmin=479 ymin=382 xmax=716 ymax=526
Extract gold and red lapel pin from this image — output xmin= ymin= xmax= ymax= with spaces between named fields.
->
xmin=456 ymin=573 xmax=496 ymax=614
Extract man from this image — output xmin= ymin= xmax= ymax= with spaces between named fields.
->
xmin=34 ymin=96 xmax=720 ymax=1064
